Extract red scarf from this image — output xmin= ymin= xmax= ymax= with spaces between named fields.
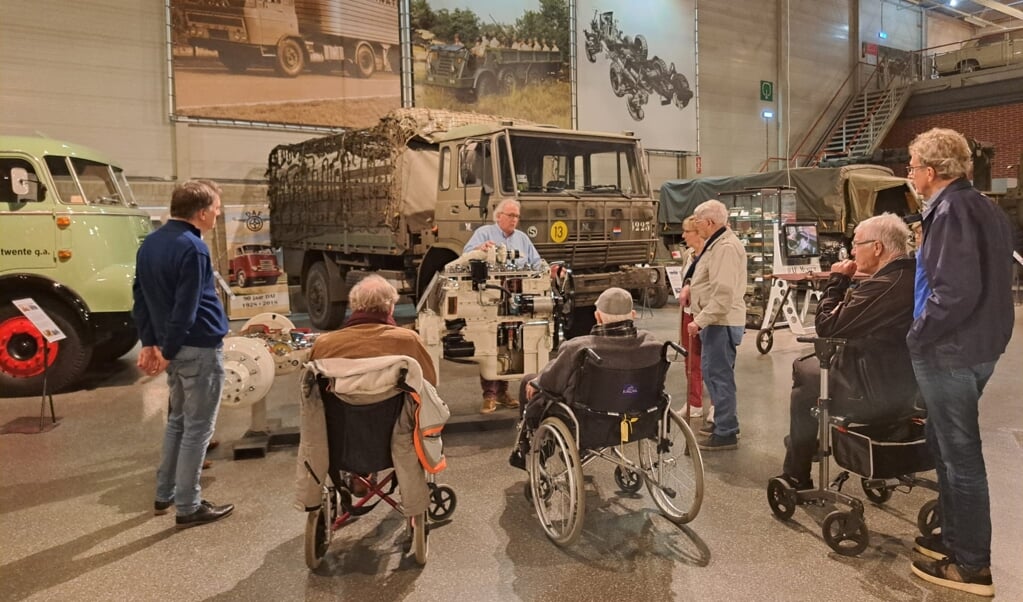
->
xmin=343 ymin=310 xmax=396 ymax=328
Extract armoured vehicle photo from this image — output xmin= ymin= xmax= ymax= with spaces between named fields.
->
xmin=423 ymin=45 xmax=562 ymax=102
xmin=583 ymin=10 xmax=693 ymax=121
xmin=0 ymin=136 xmax=152 ymax=397
xmin=268 ymin=108 xmax=667 ymax=334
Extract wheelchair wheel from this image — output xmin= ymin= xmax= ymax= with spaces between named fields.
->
xmin=861 ymin=479 xmax=893 ymax=504
xmin=304 ymin=507 xmax=330 ymax=569
xmin=917 ymin=498 xmax=941 ymax=536
xmin=614 ymin=465 xmax=643 ymax=494
xmin=641 ymin=409 xmax=704 ymax=524
xmin=529 ymin=416 xmax=585 ymax=546
xmin=766 ymin=477 xmax=797 ymax=520
xmin=822 ymin=510 xmax=869 ymax=556
xmin=428 ymin=484 xmax=457 ymax=521
xmin=411 ymin=512 xmax=428 ymax=565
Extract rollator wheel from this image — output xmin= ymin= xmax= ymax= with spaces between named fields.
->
xmin=614 ymin=465 xmax=643 ymax=494
xmin=756 ymin=329 xmax=773 ymax=354
xmin=822 ymin=510 xmax=869 ymax=556
xmin=917 ymin=498 xmax=941 ymax=537
xmin=411 ymin=511 xmax=429 ymax=565
xmin=428 ymin=484 xmax=457 ymax=521
xmin=641 ymin=409 xmax=704 ymax=524
xmin=530 ymin=416 xmax=585 ymax=546
xmin=861 ymin=479 xmax=893 ymax=504
xmin=304 ymin=507 xmax=330 ymax=570
xmin=766 ymin=477 xmax=797 ymax=520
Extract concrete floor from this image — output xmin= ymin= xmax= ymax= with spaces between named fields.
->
xmin=1 ymin=305 xmax=1020 ymax=601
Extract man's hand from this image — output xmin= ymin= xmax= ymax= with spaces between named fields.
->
xmin=687 ymin=321 xmax=700 ymax=337
xmin=476 ymin=240 xmax=496 ymax=251
xmin=137 ymin=345 xmax=169 ymax=376
xmin=525 ymin=381 xmax=537 ymax=401
xmin=830 ymin=259 xmax=858 ymax=277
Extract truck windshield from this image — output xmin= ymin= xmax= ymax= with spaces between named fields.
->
xmin=502 ymin=134 xmax=644 ymax=196
xmin=44 ymin=156 xmax=134 ymax=206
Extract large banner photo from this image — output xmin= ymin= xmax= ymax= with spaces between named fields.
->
xmin=576 ymin=0 xmax=697 ymax=152
xmin=410 ymin=0 xmax=570 ymax=128
xmin=168 ymin=0 xmax=402 ymax=129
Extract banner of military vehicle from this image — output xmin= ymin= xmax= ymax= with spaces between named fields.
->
xmin=166 ymin=0 xmax=697 ymax=152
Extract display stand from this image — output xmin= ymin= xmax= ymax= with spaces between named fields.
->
xmin=11 ymin=298 xmax=63 ymax=432
xmin=38 ymin=341 xmax=57 ymax=429
xmin=754 ymin=222 xmax=824 ymax=354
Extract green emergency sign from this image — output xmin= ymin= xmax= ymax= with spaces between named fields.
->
xmin=760 ymin=80 xmax=774 ymax=102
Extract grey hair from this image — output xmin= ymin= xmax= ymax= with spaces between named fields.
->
xmin=908 ymin=127 xmax=972 ymax=181
xmin=348 ymin=274 xmax=398 ymax=313
xmin=693 ymin=199 xmax=729 ymax=225
xmin=493 ymin=198 xmax=521 ymax=222
xmin=856 ymin=213 xmax=911 ymax=256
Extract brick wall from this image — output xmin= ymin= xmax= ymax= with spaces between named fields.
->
xmin=882 ymin=102 xmax=1023 ymax=180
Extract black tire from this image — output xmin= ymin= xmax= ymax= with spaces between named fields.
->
xmin=89 ymin=330 xmax=139 ymax=365
xmin=0 ymin=300 xmax=92 ymax=397
xmin=634 ymin=35 xmax=648 ymax=61
xmin=352 ymin=42 xmax=375 ymax=78
xmin=304 ymin=508 xmax=329 ymax=570
xmin=626 ymin=95 xmax=645 ymax=121
xmin=756 ymin=329 xmax=774 ymax=354
xmin=219 ymin=49 xmax=251 ymax=74
xmin=644 ymin=285 xmax=670 ymax=309
xmin=672 ymin=73 xmax=693 ymax=109
xmin=585 ymin=42 xmax=597 ymax=63
xmin=766 ymin=477 xmax=797 ymax=520
xmin=651 ymin=57 xmax=667 ymax=78
xmin=917 ymin=498 xmax=941 ymax=536
xmin=609 ymin=62 xmax=627 ymax=97
xmin=264 ymin=276 xmax=279 ymax=286
xmin=428 ymin=484 xmax=457 ymax=521
xmin=861 ymin=479 xmax=893 ymax=504
xmin=475 ymin=73 xmax=497 ymax=98
xmin=304 ymin=262 xmax=345 ymax=330
xmin=614 ymin=465 xmax=643 ymax=494
xmin=236 ymin=270 xmax=248 ymax=288
xmin=499 ymin=69 xmax=517 ymax=94
xmin=822 ymin=510 xmax=869 ymax=556
xmin=274 ymin=38 xmax=305 ymax=77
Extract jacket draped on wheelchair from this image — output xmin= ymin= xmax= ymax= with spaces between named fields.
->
xmin=520 ymin=340 xmax=705 ymax=546
xmin=296 ymin=355 xmax=456 ymax=569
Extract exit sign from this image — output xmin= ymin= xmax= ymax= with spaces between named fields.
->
xmin=760 ymin=80 xmax=774 ymax=102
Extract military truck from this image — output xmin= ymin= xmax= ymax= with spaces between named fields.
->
xmin=423 ymin=45 xmax=562 ymax=101
xmin=268 ymin=108 xmax=666 ymax=333
xmin=0 ymin=136 xmax=152 ymax=397
xmin=180 ymin=0 xmax=399 ymax=78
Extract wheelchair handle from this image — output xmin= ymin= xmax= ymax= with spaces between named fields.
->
xmin=664 ymin=340 xmax=688 ymax=359
xmin=584 ymin=348 xmax=602 ymax=364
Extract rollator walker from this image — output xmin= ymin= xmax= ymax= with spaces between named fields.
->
xmin=520 ymin=341 xmax=705 ymax=546
xmin=766 ymin=336 xmax=939 ymax=556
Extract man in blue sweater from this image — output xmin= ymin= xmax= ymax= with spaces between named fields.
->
xmin=133 ymin=180 xmax=233 ymax=528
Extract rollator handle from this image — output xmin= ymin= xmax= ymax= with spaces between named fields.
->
xmin=796 ymin=336 xmax=846 ymax=370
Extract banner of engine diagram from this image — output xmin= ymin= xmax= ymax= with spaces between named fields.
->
xmin=410 ymin=0 xmax=571 ymax=128
xmin=576 ymin=0 xmax=697 ymax=152
xmin=167 ymin=0 xmax=401 ymax=129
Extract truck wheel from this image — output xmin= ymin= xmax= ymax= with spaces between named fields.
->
xmin=0 ymin=300 xmax=91 ymax=398
xmin=236 ymin=270 xmax=248 ymax=288
xmin=219 ymin=49 xmax=252 ymax=74
xmin=499 ymin=69 xmax=517 ymax=94
xmin=672 ymin=73 xmax=693 ymax=109
xmin=643 ymin=285 xmax=670 ymax=309
xmin=626 ymin=94 xmax=645 ymax=121
xmin=634 ymin=35 xmax=649 ymax=61
xmin=417 ymin=249 xmax=458 ymax=301
xmin=305 ymin=262 xmax=345 ymax=330
xmin=353 ymin=43 xmax=376 ymax=78
xmin=264 ymin=276 xmax=279 ymax=286
xmin=275 ymin=38 xmax=305 ymax=77
xmin=609 ymin=63 xmax=627 ymax=97
xmin=90 ymin=330 xmax=139 ymax=365
xmin=475 ymin=73 xmax=497 ymax=99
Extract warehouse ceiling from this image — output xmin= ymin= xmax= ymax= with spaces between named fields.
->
xmin=909 ymin=0 xmax=1023 ymax=29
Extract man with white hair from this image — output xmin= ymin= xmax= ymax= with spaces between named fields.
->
xmin=508 ymin=287 xmax=663 ymax=469
xmin=682 ymin=199 xmax=746 ymax=451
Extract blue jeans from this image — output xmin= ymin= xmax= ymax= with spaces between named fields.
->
xmin=700 ymin=326 xmax=743 ymax=437
xmin=911 ymin=354 xmax=997 ymax=569
xmin=156 ymin=345 xmax=224 ymax=515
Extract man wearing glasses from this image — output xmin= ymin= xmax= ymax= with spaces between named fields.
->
xmin=464 ymin=199 xmax=542 ymax=413
xmin=905 ymin=128 xmax=1013 ymax=597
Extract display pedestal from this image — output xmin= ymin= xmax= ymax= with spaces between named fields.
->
xmin=232 ymin=397 xmax=299 ymax=460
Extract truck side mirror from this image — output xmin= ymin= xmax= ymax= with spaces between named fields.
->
xmin=460 ymin=142 xmax=480 ymax=186
xmin=5 ymin=167 xmax=45 ymax=202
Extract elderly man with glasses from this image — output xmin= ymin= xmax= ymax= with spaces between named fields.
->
xmin=904 ymin=127 xmax=1013 ymax=597
xmin=774 ymin=213 xmax=919 ymax=491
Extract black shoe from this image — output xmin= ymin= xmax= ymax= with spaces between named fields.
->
xmin=914 ymin=534 xmax=953 ymax=561
xmin=773 ymin=473 xmax=814 ymax=491
xmin=911 ymin=557 xmax=994 ymax=597
xmin=154 ymin=499 xmax=173 ymax=516
xmin=175 ymin=500 xmax=234 ymax=529
xmin=700 ymin=423 xmax=740 ymax=439
xmin=698 ymin=433 xmax=738 ymax=451
xmin=508 ymin=449 xmax=526 ymax=471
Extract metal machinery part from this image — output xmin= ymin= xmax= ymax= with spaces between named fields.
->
xmin=239 ymin=312 xmax=318 ymax=375
xmin=220 ymin=336 xmax=276 ymax=409
xmin=416 ymin=253 xmax=560 ymax=383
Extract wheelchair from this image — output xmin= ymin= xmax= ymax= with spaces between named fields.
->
xmin=301 ymin=365 xmax=457 ymax=570
xmin=521 ymin=341 xmax=705 ymax=546
xmin=766 ymin=336 xmax=939 ymax=556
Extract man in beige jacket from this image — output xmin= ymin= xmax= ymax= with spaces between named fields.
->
xmin=682 ymin=199 xmax=746 ymax=451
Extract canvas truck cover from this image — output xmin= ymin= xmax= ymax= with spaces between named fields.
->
xmin=659 ymin=165 xmax=914 ymax=234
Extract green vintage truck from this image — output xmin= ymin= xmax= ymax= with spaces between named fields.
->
xmin=0 ymin=136 xmax=152 ymax=397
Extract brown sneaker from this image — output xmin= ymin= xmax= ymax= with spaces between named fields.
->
xmin=911 ymin=558 xmax=994 ymax=597
xmin=480 ymin=395 xmax=498 ymax=414
xmin=498 ymin=392 xmax=519 ymax=409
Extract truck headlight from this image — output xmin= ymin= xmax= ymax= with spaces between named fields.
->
xmin=648 ymin=269 xmax=660 ymax=284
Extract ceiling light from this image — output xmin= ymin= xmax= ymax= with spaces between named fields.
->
xmin=949 ymin=0 xmax=958 ymax=6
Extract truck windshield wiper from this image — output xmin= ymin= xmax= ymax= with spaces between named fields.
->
xmin=586 ymin=185 xmax=631 ymax=199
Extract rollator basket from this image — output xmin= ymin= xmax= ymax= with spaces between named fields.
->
xmin=831 ymin=419 xmax=933 ymax=479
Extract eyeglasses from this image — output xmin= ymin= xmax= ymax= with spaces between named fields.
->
xmin=852 ymin=239 xmax=877 ymax=246
xmin=906 ymin=164 xmax=928 ymax=174
xmin=499 ymin=212 xmax=520 ymax=219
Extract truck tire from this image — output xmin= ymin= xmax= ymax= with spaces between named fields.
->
xmin=352 ymin=43 xmax=376 ymax=78
xmin=236 ymin=270 xmax=248 ymax=288
xmin=0 ymin=300 xmax=92 ymax=397
xmin=90 ymin=330 xmax=139 ymax=365
xmin=275 ymin=38 xmax=305 ymax=77
xmin=499 ymin=69 xmax=517 ymax=94
xmin=643 ymin=285 xmax=670 ymax=309
xmin=634 ymin=35 xmax=649 ymax=62
xmin=305 ymin=262 xmax=345 ymax=330
xmin=475 ymin=73 xmax=497 ymax=99
xmin=610 ymin=63 xmax=627 ymax=97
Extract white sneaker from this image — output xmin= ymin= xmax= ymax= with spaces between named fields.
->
xmin=705 ymin=405 xmax=715 ymax=425
xmin=681 ymin=404 xmax=703 ymax=418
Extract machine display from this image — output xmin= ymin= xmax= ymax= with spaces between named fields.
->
xmin=783 ymin=223 xmax=821 ymax=261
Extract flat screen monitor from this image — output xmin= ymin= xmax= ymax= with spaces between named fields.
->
xmin=783 ymin=222 xmax=820 ymax=259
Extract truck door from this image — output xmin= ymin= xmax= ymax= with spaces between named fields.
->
xmin=0 ymin=156 xmax=56 ymax=272
xmin=252 ymin=0 xmax=295 ymax=44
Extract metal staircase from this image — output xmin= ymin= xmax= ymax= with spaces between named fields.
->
xmin=810 ymin=79 xmax=912 ymax=165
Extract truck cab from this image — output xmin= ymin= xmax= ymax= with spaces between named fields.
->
xmin=0 ymin=136 xmax=152 ymax=396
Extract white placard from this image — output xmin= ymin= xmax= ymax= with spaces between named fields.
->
xmin=12 ymin=298 xmax=66 ymax=343
xmin=665 ymin=265 xmax=686 ymax=298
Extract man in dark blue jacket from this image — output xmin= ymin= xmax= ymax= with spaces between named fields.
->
xmin=906 ymin=128 xmax=1014 ymax=597
xmin=133 ymin=180 xmax=233 ymax=529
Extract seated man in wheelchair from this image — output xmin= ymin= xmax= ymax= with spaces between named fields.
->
xmin=509 ymin=287 xmax=663 ymax=468
xmin=776 ymin=213 xmax=919 ymax=489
